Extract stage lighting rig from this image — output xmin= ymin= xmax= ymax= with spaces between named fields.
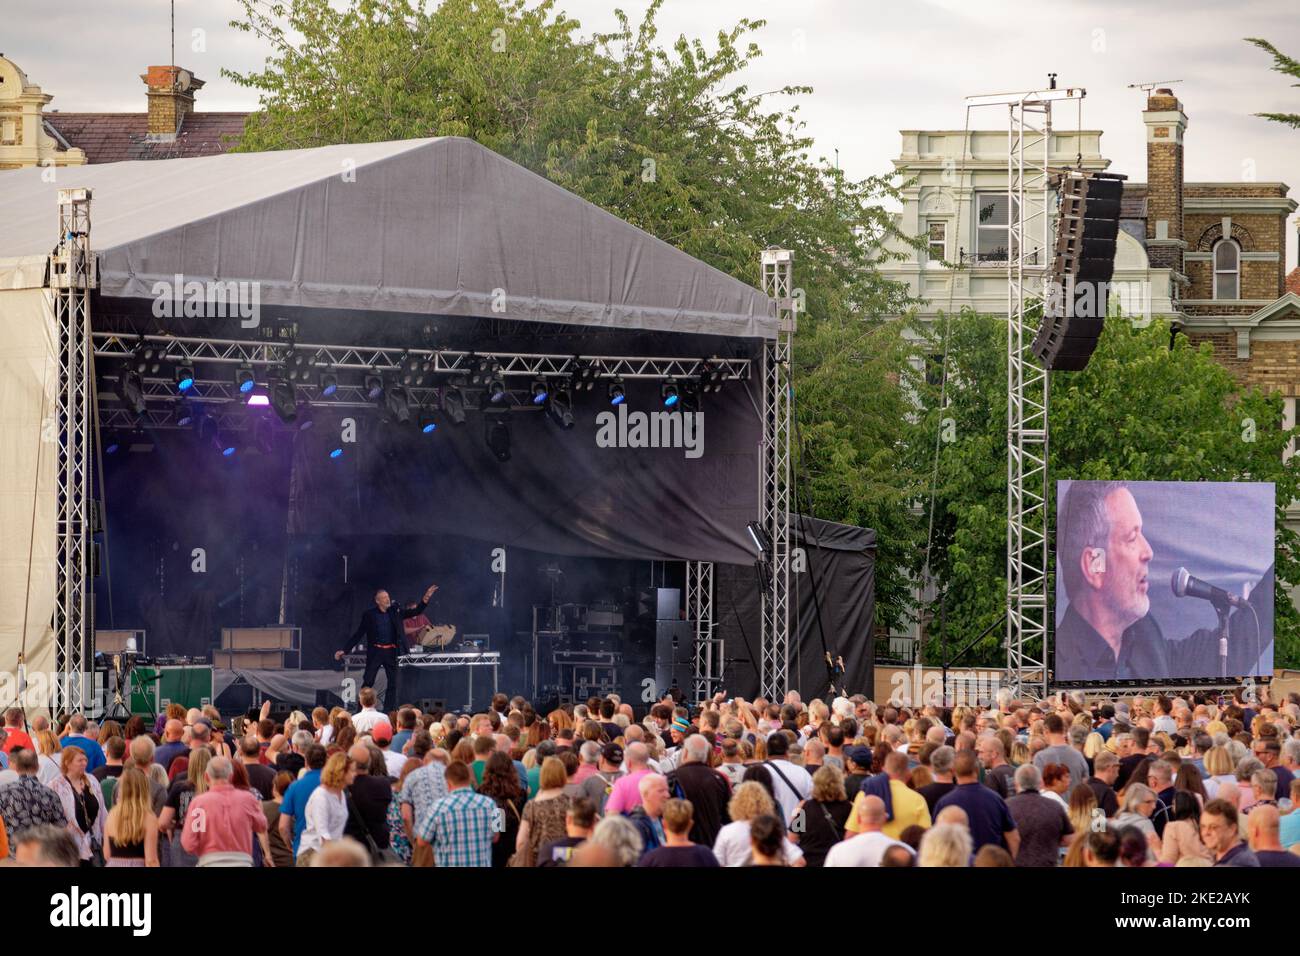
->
xmin=607 ymin=378 xmax=627 ymax=406
xmin=486 ymin=366 xmax=507 ymax=405
xmin=531 ymin=378 xmax=549 ymax=405
xmin=318 ymin=369 xmax=339 ymax=397
xmin=269 ymin=377 xmax=297 ymax=424
xmin=661 ymin=380 xmax=680 ymax=407
xmin=234 ymin=364 xmax=256 ymax=394
xmin=418 ymin=410 xmax=438 ymax=434
xmin=442 ymin=379 xmax=468 ymax=425
xmin=282 ymin=348 xmax=313 ymax=384
xmin=174 ymin=362 xmax=196 ymax=392
xmin=698 ymin=363 xmax=725 ymax=393
xmin=548 ymin=382 xmax=575 ymax=429
xmin=132 ymin=342 xmax=163 ymax=375
xmin=385 ymin=383 xmax=412 ymax=424
xmin=364 ymin=372 xmax=384 ymax=401
xmin=400 ymin=352 xmax=432 ymax=388
xmin=296 ymin=402 xmax=315 ymax=431
xmin=571 ymin=360 xmax=600 ymax=391
xmin=115 ymin=369 xmax=147 ymax=417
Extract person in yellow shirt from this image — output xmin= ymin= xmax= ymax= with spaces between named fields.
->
xmin=844 ymin=751 xmax=932 ymax=840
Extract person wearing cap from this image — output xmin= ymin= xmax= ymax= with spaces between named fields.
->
xmin=658 ymin=716 xmax=694 ymax=773
xmin=369 ymin=721 xmax=404 ymax=778
xmin=844 ymin=745 xmax=874 ymax=801
xmin=580 ymin=742 xmax=626 ymax=815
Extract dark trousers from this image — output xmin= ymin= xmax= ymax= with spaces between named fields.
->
xmin=361 ymin=651 xmax=399 ymax=710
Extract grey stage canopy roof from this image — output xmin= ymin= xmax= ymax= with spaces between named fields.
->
xmin=0 ymin=137 xmax=775 ymax=339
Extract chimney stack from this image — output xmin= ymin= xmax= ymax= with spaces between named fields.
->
xmin=1143 ymin=88 xmax=1187 ymax=272
xmin=142 ymin=65 xmax=203 ymax=139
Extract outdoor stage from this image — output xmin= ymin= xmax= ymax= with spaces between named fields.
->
xmin=0 ymin=136 xmax=877 ymax=717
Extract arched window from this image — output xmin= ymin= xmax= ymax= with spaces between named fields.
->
xmin=1213 ymin=239 xmax=1240 ymax=300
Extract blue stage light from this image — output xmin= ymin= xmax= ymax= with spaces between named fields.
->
xmin=330 ymin=448 xmax=343 ymax=459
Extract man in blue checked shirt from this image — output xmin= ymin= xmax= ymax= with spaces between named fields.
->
xmin=414 ymin=760 xmax=499 ymax=867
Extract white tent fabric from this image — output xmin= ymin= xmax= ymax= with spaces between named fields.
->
xmin=0 ymin=137 xmax=775 ymax=339
xmin=0 ymin=288 xmax=58 ymax=714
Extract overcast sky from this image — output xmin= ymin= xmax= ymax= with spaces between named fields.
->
xmin=10 ymin=0 xmax=1300 ymax=260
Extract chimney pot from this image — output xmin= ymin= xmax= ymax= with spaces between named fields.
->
xmin=141 ymin=65 xmax=203 ymax=139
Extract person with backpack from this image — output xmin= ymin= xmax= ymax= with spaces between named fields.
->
xmin=763 ymin=731 xmax=813 ymax=823
xmin=666 ymin=734 xmax=730 ymax=846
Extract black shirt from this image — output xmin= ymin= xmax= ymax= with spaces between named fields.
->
xmin=671 ymin=763 xmax=732 ymax=848
xmin=1256 ymin=849 xmax=1300 ymax=868
xmin=537 ymin=836 xmax=584 ymax=867
xmin=244 ymin=761 xmax=278 ymax=801
xmin=93 ymin=765 xmax=124 ymax=782
xmin=918 ymin=781 xmax=957 ymax=816
xmin=1054 ymin=581 xmax=1267 ymax=682
xmin=793 ymin=798 xmax=852 ymax=868
xmin=639 ymin=844 xmax=720 ymax=868
xmin=1086 ymin=776 xmax=1120 ymax=817
xmin=345 ymin=775 xmax=393 ymax=849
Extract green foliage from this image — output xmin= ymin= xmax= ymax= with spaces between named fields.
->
xmin=1246 ymin=37 xmax=1300 ymax=129
xmin=226 ymin=0 xmax=924 ymax=630
xmin=911 ymin=310 xmax=1300 ymax=669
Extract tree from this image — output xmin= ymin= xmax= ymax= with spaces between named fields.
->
xmin=227 ymin=0 xmax=925 ymax=631
xmin=1246 ymin=37 xmax=1300 ymax=129
xmin=911 ymin=309 xmax=1300 ymax=669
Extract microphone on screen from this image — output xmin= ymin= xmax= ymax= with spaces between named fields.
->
xmin=1170 ymin=567 xmax=1248 ymax=609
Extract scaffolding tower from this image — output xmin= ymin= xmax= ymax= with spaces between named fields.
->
xmin=965 ymin=85 xmax=1084 ymax=700
xmin=51 ymin=188 xmax=95 ymax=714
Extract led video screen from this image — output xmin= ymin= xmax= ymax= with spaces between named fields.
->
xmin=1054 ymin=480 xmax=1274 ymax=682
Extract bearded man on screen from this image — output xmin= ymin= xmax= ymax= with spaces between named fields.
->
xmin=1054 ymin=481 xmax=1260 ymax=681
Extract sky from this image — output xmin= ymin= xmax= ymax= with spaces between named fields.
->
xmin=9 ymin=0 xmax=1300 ymax=259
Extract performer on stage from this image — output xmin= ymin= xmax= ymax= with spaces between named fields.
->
xmin=336 ymin=585 xmax=438 ymax=710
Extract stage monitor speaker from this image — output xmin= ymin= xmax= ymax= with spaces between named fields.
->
xmin=654 ymin=620 xmax=694 ymax=697
xmin=414 ymin=698 xmax=446 ymax=715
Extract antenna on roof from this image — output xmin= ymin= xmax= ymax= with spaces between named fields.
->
xmin=1127 ymin=80 xmax=1182 ymax=93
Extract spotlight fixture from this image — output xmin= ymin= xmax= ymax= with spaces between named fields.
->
xmin=698 ymin=363 xmax=726 ymax=393
xmin=385 ymin=383 xmax=411 ymax=424
xmin=570 ymin=360 xmax=599 ymax=391
xmin=282 ymin=349 xmax=313 ymax=384
xmin=486 ymin=367 xmax=507 ymax=405
xmin=364 ymin=372 xmax=384 ymax=401
xmin=234 ymin=364 xmax=256 ymax=394
xmin=133 ymin=342 xmax=163 ymax=375
xmin=174 ymin=362 xmax=196 ymax=392
xmin=295 ymin=402 xmax=315 ymax=431
xmin=318 ymin=369 xmax=339 ymax=398
xmin=176 ymin=400 xmax=199 ymax=428
xmin=401 ymin=352 xmax=432 ymax=388
xmin=747 ymin=521 xmax=772 ymax=555
xmin=661 ymin=380 xmax=680 ymax=407
xmin=485 ymin=416 xmax=511 ymax=462
xmin=116 ymin=369 xmax=147 ymax=417
xmin=442 ymin=381 xmax=467 ymax=425
xmin=270 ymin=378 xmax=297 ymax=424
xmin=607 ymin=379 xmax=626 ymax=406
xmin=548 ymin=384 xmax=575 ymax=429
xmin=418 ymin=411 xmax=438 ymax=435
xmin=329 ymin=447 xmax=344 ymax=459
xmin=531 ymin=378 xmax=549 ymax=405
xmin=215 ymin=429 xmax=238 ymax=457
xmin=470 ymin=356 xmax=494 ymax=386
xmin=246 ymin=391 xmax=270 ymax=407
xmin=103 ymin=430 xmax=123 ymax=455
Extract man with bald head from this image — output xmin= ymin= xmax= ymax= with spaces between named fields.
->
xmin=335 ymin=582 xmax=438 ymax=710
xmin=825 ymin=795 xmax=916 ymax=867
xmin=1247 ymin=804 xmax=1300 ymax=867
xmin=155 ymin=719 xmax=188 ymax=776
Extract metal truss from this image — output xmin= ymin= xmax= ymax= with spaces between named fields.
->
xmin=966 ymin=85 xmax=1083 ymax=701
xmin=92 ymin=333 xmax=751 ymax=382
xmin=759 ymin=249 xmax=796 ymax=700
xmin=51 ymin=189 xmax=95 ymax=714
xmin=687 ymin=561 xmax=722 ymax=703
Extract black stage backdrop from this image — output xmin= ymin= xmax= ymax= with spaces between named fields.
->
xmin=286 ymin=376 xmax=761 ymax=564
xmin=716 ymin=516 xmax=876 ymax=702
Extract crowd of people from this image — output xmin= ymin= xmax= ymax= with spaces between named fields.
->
xmin=1 ymin=682 xmax=1299 ymax=868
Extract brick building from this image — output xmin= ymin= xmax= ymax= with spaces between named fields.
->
xmin=0 ymin=54 xmax=246 ymax=168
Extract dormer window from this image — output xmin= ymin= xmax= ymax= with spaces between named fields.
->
xmin=1213 ymin=239 xmax=1240 ymax=300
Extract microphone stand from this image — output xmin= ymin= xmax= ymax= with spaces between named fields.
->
xmin=1214 ymin=602 xmax=1231 ymax=680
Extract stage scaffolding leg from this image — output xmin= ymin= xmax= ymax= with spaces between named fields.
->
xmin=52 ymin=188 xmax=95 ymax=714
xmin=760 ymin=248 xmax=796 ymax=700
xmin=1002 ymin=97 xmax=1053 ymax=701
xmin=687 ymin=560 xmax=721 ymax=704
